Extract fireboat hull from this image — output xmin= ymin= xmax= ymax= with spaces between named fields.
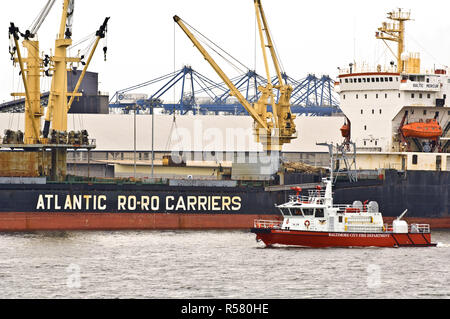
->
xmin=251 ymin=228 xmax=437 ymax=248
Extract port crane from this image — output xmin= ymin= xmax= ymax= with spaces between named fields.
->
xmin=174 ymin=0 xmax=297 ymax=151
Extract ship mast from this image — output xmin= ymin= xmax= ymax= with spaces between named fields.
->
xmin=375 ymin=9 xmax=411 ymax=73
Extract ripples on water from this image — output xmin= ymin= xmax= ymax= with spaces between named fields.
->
xmin=0 ymin=230 xmax=449 ymax=299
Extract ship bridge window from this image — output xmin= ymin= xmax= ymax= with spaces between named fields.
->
xmin=409 ymin=75 xmax=425 ymax=82
xmin=371 ymin=78 xmax=375 ymax=82
xmin=280 ymin=208 xmax=292 ymax=216
xmin=345 ymin=79 xmax=349 ymax=83
xmin=376 ymin=78 xmax=380 ymax=82
xmin=302 ymin=208 xmax=314 ymax=216
xmin=293 ymin=209 xmax=302 ymax=216
xmin=315 ymin=209 xmax=324 ymax=218
xmin=389 ymin=77 xmax=393 ymax=82
xmin=412 ymin=155 xmax=418 ymax=165
xmin=358 ymin=78 xmax=362 ymax=83
xmin=380 ymin=77 xmax=384 ymax=82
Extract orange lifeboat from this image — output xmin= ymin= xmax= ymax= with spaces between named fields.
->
xmin=340 ymin=123 xmax=350 ymax=138
xmin=401 ymin=119 xmax=442 ymax=139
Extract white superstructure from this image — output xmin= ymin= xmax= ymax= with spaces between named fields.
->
xmin=333 ymin=9 xmax=450 ymax=171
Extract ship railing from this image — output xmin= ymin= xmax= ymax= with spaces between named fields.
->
xmin=410 ymin=224 xmax=431 ymax=234
xmin=288 ymin=195 xmax=311 ymax=203
xmin=334 ymin=205 xmax=353 ymax=213
xmin=254 ymin=220 xmax=282 ymax=229
xmin=383 ymin=224 xmax=431 ymax=234
xmin=288 ymin=193 xmax=326 ymax=203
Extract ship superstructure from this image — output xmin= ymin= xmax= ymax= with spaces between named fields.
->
xmin=335 ymin=9 xmax=450 ymax=171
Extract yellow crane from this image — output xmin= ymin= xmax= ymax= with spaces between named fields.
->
xmin=8 ymin=0 xmax=108 ymax=180
xmin=8 ymin=0 xmax=109 ymax=144
xmin=174 ymin=0 xmax=296 ymax=151
xmin=375 ymin=9 xmax=411 ymax=73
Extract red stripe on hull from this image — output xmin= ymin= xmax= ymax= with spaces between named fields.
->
xmin=255 ymin=230 xmax=435 ymax=248
xmin=0 ymin=213 xmax=281 ymax=231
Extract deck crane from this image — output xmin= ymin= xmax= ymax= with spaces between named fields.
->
xmin=9 ymin=0 xmax=109 ymax=144
xmin=174 ymin=0 xmax=296 ymax=151
xmin=8 ymin=0 xmax=58 ymax=144
xmin=42 ymin=0 xmax=109 ymax=139
xmin=8 ymin=0 xmax=109 ymax=180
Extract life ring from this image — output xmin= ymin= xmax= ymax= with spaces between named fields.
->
xmin=304 ymin=220 xmax=310 ymax=228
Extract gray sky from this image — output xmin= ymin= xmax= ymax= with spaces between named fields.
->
xmin=1 ymin=0 xmax=450 ymax=103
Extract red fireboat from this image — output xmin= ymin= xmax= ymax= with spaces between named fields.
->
xmin=251 ymin=178 xmax=436 ymax=248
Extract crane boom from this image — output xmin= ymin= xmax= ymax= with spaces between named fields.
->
xmin=29 ymin=0 xmax=57 ymax=36
xmin=174 ymin=0 xmax=296 ymax=151
xmin=173 ymin=16 xmax=268 ymax=132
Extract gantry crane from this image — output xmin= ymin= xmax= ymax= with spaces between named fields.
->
xmin=174 ymin=0 xmax=297 ymax=151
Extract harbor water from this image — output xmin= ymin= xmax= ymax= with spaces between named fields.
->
xmin=0 ymin=230 xmax=449 ymax=299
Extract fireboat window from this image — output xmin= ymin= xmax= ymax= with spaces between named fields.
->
xmin=315 ymin=209 xmax=324 ymax=218
xmin=302 ymin=208 xmax=314 ymax=216
xmin=281 ymin=208 xmax=292 ymax=216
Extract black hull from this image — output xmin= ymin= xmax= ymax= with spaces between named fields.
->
xmin=0 ymin=170 xmax=448 ymax=229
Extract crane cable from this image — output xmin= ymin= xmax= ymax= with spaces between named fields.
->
xmin=181 ymin=18 xmax=253 ymax=77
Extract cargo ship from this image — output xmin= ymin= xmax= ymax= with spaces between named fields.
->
xmin=0 ymin=2 xmax=449 ymax=231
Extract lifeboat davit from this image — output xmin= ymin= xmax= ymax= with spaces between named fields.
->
xmin=340 ymin=123 xmax=350 ymax=138
xmin=401 ymin=119 xmax=442 ymax=139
